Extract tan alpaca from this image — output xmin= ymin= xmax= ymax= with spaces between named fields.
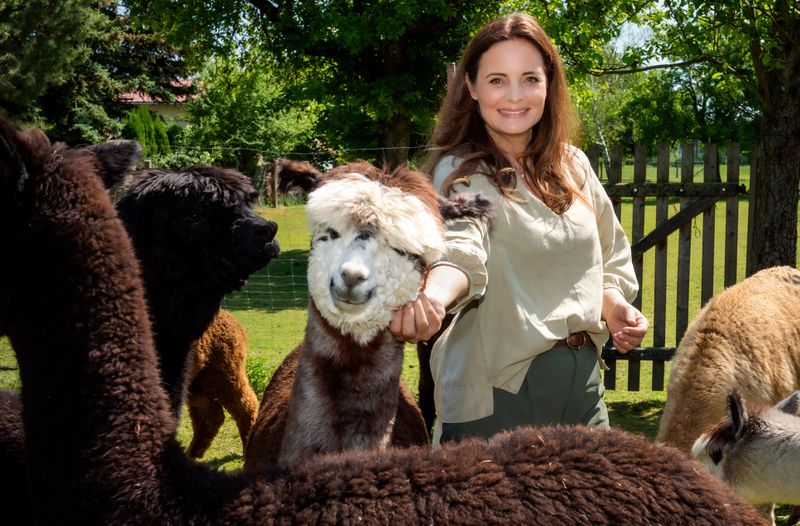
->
xmin=658 ymin=266 xmax=800 ymax=454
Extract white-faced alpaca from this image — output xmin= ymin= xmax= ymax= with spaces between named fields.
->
xmin=658 ymin=266 xmax=800 ymax=455
xmin=245 ymin=162 xmax=491 ymax=470
xmin=0 ymin=117 xmax=769 ymax=525
xmin=693 ymin=390 xmax=800 ymax=525
xmin=186 ymin=308 xmax=258 ymax=458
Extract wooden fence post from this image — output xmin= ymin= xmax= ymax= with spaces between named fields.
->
xmin=701 ymin=144 xmax=717 ymax=305
xmin=676 ymin=143 xmax=694 ymax=344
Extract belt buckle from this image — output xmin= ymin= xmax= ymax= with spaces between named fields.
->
xmin=566 ymin=332 xmax=588 ymax=350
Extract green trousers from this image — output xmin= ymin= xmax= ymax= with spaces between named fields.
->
xmin=441 ymin=343 xmax=609 ymax=443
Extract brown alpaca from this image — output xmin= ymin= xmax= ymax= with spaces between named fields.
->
xmin=185 ymin=308 xmax=258 ymax=458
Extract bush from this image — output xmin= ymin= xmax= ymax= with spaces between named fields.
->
xmin=123 ymin=106 xmax=171 ymax=159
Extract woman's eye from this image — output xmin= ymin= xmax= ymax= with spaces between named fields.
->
xmin=489 ymin=78 xmax=503 ymax=85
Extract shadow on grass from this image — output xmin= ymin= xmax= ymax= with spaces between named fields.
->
xmin=607 ymin=397 xmax=665 ymax=441
xmin=198 ymin=452 xmax=243 ymax=472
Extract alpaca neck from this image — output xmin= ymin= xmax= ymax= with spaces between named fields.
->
xmin=278 ymin=299 xmax=405 ymax=468
xmin=141 ymin=269 xmax=223 ymax=414
xmin=9 ymin=175 xmax=176 ymax=523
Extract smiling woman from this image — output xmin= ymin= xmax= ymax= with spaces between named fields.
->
xmin=392 ymin=12 xmax=649 ymax=445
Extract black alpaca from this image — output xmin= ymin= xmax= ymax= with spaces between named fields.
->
xmin=116 ymin=165 xmax=279 ymax=413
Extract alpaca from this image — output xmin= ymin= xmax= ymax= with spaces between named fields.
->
xmin=657 ymin=266 xmax=800 ymax=455
xmin=0 ymin=116 xmax=769 ymax=525
xmin=245 ymin=162 xmax=488 ymax=470
xmin=186 ymin=308 xmax=258 ymax=459
xmin=693 ymin=390 xmax=800 ymax=525
xmin=115 ymin=164 xmax=279 ymax=415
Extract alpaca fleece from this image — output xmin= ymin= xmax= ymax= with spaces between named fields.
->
xmin=186 ymin=308 xmax=258 ymax=458
xmin=0 ymin=118 xmax=767 ymax=525
xmin=658 ymin=266 xmax=800 ymax=454
xmin=243 ymin=303 xmax=429 ymax=472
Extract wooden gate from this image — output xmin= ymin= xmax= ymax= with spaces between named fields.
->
xmin=588 ymin=143 xmax=748 ymax=391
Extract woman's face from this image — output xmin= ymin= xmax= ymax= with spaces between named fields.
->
xmin=466 ymin=38 xmax=548 ymax=156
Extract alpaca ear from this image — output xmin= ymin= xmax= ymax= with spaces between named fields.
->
xmin=775 ymin=390 xmax=800 ymax=416
xmin=0 ymin=118 xmax=28 ymax=196
xmin=727 ymin=390 xmax=747 ymax=441
xmin=438 ymin=193 xmax=494 ymax=227
xmin=86 ymin=140 xmax=142 ymax=189
xmin=276 ymin=158 xmax=323 ymax=195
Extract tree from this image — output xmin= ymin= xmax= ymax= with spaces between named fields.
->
xmin=1 ymin=1 xmax=195 ymax=144
xmin=0 ymin=0 xmax=103 ymax=116
xmin=127 ymin=0 xmax=505 ymax=167
xmin=173 ymin=59 xmax=318 ymax=179
xmin=638 ymin=1 xmax=800 ymax=272
xmin=40 ymin=2 xmax=195 ymax=144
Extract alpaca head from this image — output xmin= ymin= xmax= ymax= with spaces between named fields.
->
xmin=0 ymin=118 xmax=141 ymax=336
xmin=305 ymin=163 xmax=446 ymax=344
xmin=692 ymin=389 xmax=800 ymax=505
xmin=116 ymin=165 xmax=280 ymax=293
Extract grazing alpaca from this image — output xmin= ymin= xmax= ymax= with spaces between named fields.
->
xmin=0 ymin=117 xmax=769 ymax=525
xmin=693 ymin=390 xmax=800 ymax=525
xmin=186 ymin=308 xmax=258 ymax=459
xmin=657 ymin=266 xmax=800 ymax=455
xmin=245 ymin=163 xmax=488 ymax=470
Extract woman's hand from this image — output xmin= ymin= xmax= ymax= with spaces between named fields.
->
xmin=389 ymin=291 xmax=446 ymax=343
xmin=602 ymin=288 xmax=649 ymax=353
xmin=389 ymin=263 xmax=469 ymax=343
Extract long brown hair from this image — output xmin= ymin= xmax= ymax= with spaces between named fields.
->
xmin=423 ymin=13 xmax=580 ymax=213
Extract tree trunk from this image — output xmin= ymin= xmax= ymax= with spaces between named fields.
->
xmin=378 ymin=113 xmax=411 ymax=168
xmin=746 ymin=78 xmax=800 ymax=273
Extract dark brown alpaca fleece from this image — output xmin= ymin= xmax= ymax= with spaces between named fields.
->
xmin=0 ymin=119 xmax=768 ymax=525
xmin=187 ymin=308 xmax=259 ymax=458
xmin=0 ymin=388 xmax=29 ymax=526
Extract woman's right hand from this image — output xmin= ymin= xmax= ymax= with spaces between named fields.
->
xmin=389 ymin=291 xmax=446 ymax=343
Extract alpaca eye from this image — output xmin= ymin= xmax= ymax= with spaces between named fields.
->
xmin=316 ymin=228 xmax=340 ymax=242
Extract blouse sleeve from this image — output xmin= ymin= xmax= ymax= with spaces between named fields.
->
xmin=431 ymin=157 xmax=492 ymax=313
xmin=574 ymin=150 xmax=639 ymax=303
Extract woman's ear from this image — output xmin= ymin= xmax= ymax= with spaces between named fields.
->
xmin=465 ymin=74 xmax=478 ymax=100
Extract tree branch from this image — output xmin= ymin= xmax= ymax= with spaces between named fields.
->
xmin=591 ymin=56 xmax=710 ymax=75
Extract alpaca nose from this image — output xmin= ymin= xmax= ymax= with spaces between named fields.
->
xmin=340 ymin=262 xmax=369 ymax=289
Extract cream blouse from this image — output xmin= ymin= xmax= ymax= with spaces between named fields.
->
xmin=429 ymin=146 xmax=638 ymax=441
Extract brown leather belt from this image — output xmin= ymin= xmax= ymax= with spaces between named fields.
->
xmin=553 ymin=331 xmax=592 ymax=350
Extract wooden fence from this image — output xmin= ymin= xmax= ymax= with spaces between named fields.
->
xmin=590 ymin=143 xmax=748 ymax=391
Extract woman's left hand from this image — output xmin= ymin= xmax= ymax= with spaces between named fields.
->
xmin=602 ymin=288 xmax=649 ymax=353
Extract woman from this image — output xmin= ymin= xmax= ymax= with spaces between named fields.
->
xmin=390 ymin=13 xmax=648 ymax=443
